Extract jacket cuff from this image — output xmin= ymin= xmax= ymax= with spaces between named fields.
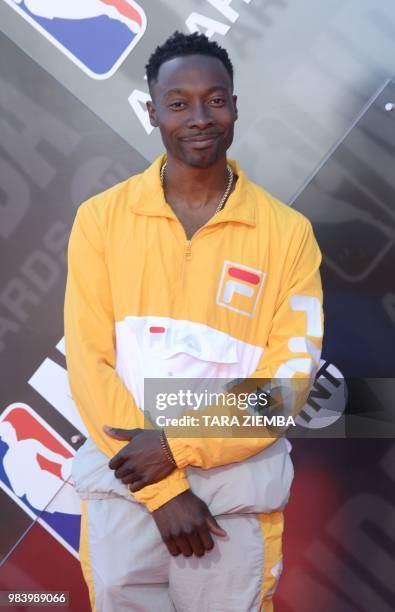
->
xmin=165 ymin=436 xmax=195 ymax=469
xmin=131 ymin=468 xmax=189 ymax=512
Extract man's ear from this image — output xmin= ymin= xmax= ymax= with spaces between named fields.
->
xmin=232 ymin=94 xmax=238 ymax=121
xmin=146 ymin=100 xmax=158 ymax=128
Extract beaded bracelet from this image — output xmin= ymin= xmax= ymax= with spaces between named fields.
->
xmin=160 ymin=429 xmax=177 ymax=467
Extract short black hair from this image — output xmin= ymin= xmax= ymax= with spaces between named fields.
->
xmin=145 ymin=31 xmax=234 ymax=91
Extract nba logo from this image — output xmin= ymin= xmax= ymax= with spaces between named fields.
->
xmin=4 ymin=0 xmax=147 ymax=79
xmin=216 ymin=260 xmax=265 ymax=317
xmin=0 ymin=403 xmax=81 ymax=558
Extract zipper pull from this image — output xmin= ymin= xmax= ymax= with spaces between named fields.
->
xmin=185 ymin=240 xmax=192 ymax=260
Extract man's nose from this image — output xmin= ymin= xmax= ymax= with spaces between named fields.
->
xmin=188 ymin=103 xmax=214 ymax=129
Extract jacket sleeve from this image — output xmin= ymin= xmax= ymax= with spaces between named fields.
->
xmin=165 ymin=218 xmax=324 ymax=469
xmin=64 ymin=201 xmax=189 ymax=511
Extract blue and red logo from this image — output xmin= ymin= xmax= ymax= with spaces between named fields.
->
xmin=0 ymin=403 xmax=81 ymax=558
xmin=4 ymin=0 xmax=146 ymax=79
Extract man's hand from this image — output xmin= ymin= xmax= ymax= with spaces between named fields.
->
xmin=104 ymin=426 xmax=175 ymax=492
xmin=152 ymin=490 xmax=227 ymax=557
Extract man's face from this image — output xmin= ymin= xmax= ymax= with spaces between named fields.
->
xmin=147 ymin=54 xmax=238 ymax=168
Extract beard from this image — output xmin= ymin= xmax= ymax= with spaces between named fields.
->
xmin=182 ymin=148 xmax=221 ymax=168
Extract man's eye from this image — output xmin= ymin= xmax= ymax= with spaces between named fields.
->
xmin=210 ymin=97 xmax=225 ymax=105
xmin=169 ymin=101 xmax=186 ymax=109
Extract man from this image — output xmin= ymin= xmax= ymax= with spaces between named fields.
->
xmin=64 ymin=31 xmax=323 ymax=612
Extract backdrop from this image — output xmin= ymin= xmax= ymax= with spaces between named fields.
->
xmin=0 ymin=1 xmax=394 ymax=610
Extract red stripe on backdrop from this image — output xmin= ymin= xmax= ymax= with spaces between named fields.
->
xmin=100 ymin=0 xmax=142 ymax=26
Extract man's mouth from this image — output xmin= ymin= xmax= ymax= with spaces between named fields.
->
xmin=180 ymin=133 xmax=221 ymax=147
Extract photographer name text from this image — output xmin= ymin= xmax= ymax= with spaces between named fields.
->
xmin=156 ymin=414 xmax=296 ymax=428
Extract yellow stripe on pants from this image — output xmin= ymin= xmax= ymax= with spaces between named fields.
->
xmin=79 ymin=499 xmax=97 ymax=612
xmin=258 ymin=511 xmax=284 ymax=611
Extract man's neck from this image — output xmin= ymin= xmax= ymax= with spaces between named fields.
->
xmin=163 ymin=155 xmax=230 ymax=210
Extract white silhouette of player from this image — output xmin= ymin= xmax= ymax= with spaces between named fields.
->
xmin=0 ymin=421 xmax=80 ymax=515
xmin=12 ymin=0 xmax=141 ymax=33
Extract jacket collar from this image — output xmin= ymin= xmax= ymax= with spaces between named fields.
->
xmin=129 ymin=154 xmax=257 ymax=227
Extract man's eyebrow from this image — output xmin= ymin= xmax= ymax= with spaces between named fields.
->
xmin=162 ymin=88 xmax=184 ymax=97
xmin=162 ymin=85 xmax=229 ymax=98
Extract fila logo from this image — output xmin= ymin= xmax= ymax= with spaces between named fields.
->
xmin=216 ymin=261 xmax=265 ymax=317
xmin=147 ymin=325 xmax=201 ymax=354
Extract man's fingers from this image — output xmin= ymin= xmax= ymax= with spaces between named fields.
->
xmin=206 ymin=516 xmax=227 ymax=537
xmin=117 ymin=470 xmax=137 ymax=484
xmin=128 ymin=480 xmax=146 ymax=492
xmin=108 ymin=452 xmax=126 ymax=470
xmin=186 ymin=529 xmax=206 ymax=557
xmin=197 ymin=523 xmax=215 ymax=551
xmin=165 ymin=537 xmax=180 ymax=557
xmin=102 ymin=426 xmax=141 ymax=441
xmin=173 ymin=534 xmax=193 ymax=557
xmin=114 ymin=463 xmax=135 ymax=479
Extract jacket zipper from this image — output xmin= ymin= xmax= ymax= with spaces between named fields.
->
xmin=180 ymin=239 xmax=193 ymax=296
xmin=185 ymin=239 xmax=192 ymax=260
xmin=182 ymin=209 xmax=226 ymax=261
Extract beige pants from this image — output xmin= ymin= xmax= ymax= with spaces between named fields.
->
xmin=79 ymin=497 xmax=283 ymax=612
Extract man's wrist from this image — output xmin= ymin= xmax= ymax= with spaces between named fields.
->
xmin=132 ymin=469 xmax=190 ymax=512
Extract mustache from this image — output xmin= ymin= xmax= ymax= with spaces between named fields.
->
xmin=180 ymin=131 xmax=223 ymax=139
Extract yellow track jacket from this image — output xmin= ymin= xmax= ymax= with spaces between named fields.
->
xmin=64 ymin=154 xmax=324 ymax=512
